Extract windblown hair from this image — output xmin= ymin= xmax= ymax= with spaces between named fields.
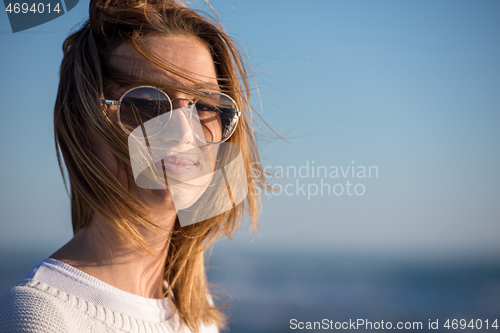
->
xmin=53 ymin=0 xmax=268 ymax=331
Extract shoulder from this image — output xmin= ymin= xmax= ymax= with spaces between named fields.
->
xmin=0 ymin=279 xmax=88 ymax=333
xmin=0 ymin=278 xmax=218 ymax=333
xmin=0 ymin=279 xmax=203 ymax=333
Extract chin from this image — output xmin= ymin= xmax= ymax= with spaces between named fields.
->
xmin=127 ymin=158 xmax=215 ymax=215
xmin=135 ymin=187 xmax=176 ymax=209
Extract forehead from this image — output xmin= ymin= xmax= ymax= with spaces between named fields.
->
xmin=110 ymin=34 xmax=218 ymax=89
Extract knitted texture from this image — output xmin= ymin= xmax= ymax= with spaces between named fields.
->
xmin=0 ymin=279 xmax=203 ymax=333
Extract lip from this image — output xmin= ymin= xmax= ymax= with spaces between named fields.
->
xmin=156 ymin=155 xmax=197 ymax=174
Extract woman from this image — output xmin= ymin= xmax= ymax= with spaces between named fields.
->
xmin=0 ymin=0 xmax=267 ymax=332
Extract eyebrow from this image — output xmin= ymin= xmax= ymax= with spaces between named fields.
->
xmin=190 ymin=82 xmax=220 ymax=91
xmin=115 ymin=81 xmax=221 ymax=94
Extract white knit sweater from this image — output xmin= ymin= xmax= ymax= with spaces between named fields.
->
xmin=0 ymin=258 xmax=219 ymax=333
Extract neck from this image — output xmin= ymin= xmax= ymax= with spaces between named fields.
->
xmin=50 ymin=211 xmax=177 ymax=299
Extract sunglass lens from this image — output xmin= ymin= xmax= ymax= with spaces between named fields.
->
xmin=119 ymin=87 xmax=171 ymax=136
xmin=193 ymin=94 xmax=239 ymax=143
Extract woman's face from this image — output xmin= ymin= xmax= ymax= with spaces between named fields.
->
xmin=102 ymin=34 xmax=220 ymax=215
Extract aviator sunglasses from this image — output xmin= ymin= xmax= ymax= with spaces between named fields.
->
xmin=103 ymin=86 xmax=242 ymax=144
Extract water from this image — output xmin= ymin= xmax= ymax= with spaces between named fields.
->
xmin=1 ymin=246 xmax=499 ymax=332
xmin=206 ymin=250 xmax=500 ymax=332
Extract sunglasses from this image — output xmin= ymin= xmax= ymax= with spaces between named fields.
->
xmin=103 ymin=86 xmax=242 ymax=144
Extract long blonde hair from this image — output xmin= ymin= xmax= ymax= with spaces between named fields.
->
xmin=53 ymin=0 xmax=268 ymax=331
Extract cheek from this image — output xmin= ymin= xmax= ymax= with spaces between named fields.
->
xmin=208 ymin=145 xmax=219 ymax=171
xmin=201 ymin=118 xmax=222 ymax=143
xmin=93 ymin=138 xmax=130 ymax=189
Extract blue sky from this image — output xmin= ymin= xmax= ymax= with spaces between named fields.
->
xmin=1 ymin=0 xmax=499 ymax=260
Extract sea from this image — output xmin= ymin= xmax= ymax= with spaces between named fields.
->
xmin=1 ymin=245 xmax=499 ymax=332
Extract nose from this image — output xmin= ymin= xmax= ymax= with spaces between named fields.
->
xmin=158 ymin=99 xmax=195 ymax=145
xmin=171 ymin=98 xmax=193 ymax=110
